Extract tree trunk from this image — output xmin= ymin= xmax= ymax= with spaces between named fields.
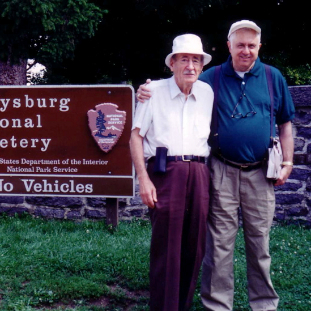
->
xmin=0 ymin=59 xmax=27 ymax=85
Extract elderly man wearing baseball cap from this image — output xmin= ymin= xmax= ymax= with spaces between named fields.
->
xmin=130 ymin=34 xmax=213 ymax=310
xmin=199 ymin=20 xmax=295 ymax=311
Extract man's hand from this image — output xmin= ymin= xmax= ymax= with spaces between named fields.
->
xmin=274 ymin=165 xmax=293 ymax=186
xmin=136 ymin=79 xmax=152 ymax=103
xmin=130 ymin=128 xmax=157 ymax=208
xmin=138 ymin=174 xmax=158 ymax=208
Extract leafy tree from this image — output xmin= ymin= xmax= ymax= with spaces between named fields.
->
xmin=0 ymin=0 xmax=103 ymax=85
xmin=40 ymin=0 xmax=223 ymax=88
xmin=22 ymin=0 xmax=311 ymax=87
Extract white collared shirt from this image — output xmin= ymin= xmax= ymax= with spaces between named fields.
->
xmin=132 ymin=76 xmax=214 ymax=158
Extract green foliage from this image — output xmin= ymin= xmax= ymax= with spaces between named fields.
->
xmin=282 ymin=64 xmax=311 ymax=86
xmin=262 ymin=53 xmax=311 ymax=86
xmin=39 ymin=0 xmax=222 ymax=86
xmin=0 ymin=0 xmax=103 ymax=64
xmin=1 ymin=0 xmax=311 ymax=86
xmin=38 ymin=0 xmax=311 ymax=87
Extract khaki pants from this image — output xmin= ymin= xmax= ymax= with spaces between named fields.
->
xmin=201 ymin=156 xmax=279 ymax=311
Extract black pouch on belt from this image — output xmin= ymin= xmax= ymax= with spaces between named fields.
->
xmin=153 ymin=147 xmax=168 ymax=174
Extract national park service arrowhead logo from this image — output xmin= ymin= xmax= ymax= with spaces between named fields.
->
xmin=87 ymin=103 xmax=126 ymax=153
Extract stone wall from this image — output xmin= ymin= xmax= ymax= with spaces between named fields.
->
xmin=275 ymin=86 xmax=311 ymax=226
xmin=0 ymin=195 xmax=149 ymax=222
xmin=0 ymin=86 xmax=310 ymax=225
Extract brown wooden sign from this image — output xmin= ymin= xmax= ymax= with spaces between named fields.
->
xmin=0 ymin=85 xmax=135 ymax=197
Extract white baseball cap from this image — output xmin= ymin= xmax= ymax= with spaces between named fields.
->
xmin=228 ymin=20 xmax=261 ymax=39
xmin=165 ymin=34 xmax=212 ymax=67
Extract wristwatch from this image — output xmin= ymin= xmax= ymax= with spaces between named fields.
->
xmin=282 ymin=161 xmax=293 ymax=166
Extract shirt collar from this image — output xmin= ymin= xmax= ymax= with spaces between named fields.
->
xmin=169 ymin=76 xmax=197 ymax=100
xmin=223 ymin=55 xmax=262 ymax=78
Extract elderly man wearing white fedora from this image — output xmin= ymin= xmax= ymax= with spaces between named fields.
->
xmin=130 ymin=34 xmax=213 ymax=310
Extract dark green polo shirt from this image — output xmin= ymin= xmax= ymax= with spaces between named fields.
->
xmin=199 ymin=56 xmax=295 ymax=163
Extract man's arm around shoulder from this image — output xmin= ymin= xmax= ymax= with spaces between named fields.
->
xmin=130 ymin=128 xmax=157 ymax=208
xmin=198 ymin=66 xmax=216 ymax=87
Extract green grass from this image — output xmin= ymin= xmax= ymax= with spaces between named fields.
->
xmin=0 ymin=214 xmax=310 ymax=310
xmin=0 ymin=214 xmax=151 ymax=310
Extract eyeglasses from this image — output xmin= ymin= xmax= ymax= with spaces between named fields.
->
xmin=231 ymin=91 xmax=257 ymax=119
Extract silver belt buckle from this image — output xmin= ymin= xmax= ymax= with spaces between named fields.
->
xmin=240 ymin=165 xmax=249 ymax=169
xmin=182 ymin=155 xmax=191 ymax=162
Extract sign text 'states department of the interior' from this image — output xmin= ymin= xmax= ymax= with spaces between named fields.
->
xmin=0 ymin=85 xmax=135 ymax=197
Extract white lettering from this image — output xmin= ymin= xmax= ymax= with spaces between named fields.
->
xmin=22 ymin=179 xmax=35 ymax=192
xmin=0 ymin=158 xmax=19 ymax=165
xmin=25 ymin=95 xmax=34 ymax=108
xmin=20 ymin=139 xmax=28 ymax=148
xmin=13 ymin=98 xmax=21 ymax=108
xmin=0 ymin=98 xmax=10 ymax=112
xmin=37 ymin=98 xmax=46 ymax=108
xmin=0 ymin=115 xmax=42 ymax=129
xmin=0 ymin=139 xmax=8 ymax=148
xmin=21 ymin=179 xmax=93 ymax=194
xmin=59 ymin=98 xmax=70 ymax=112
xmin=0 ymin=136 xmax=52 ymax=152
xmin=0 ymin=179 xmax=14 ymax=192
xmin=12 ymin=119 xmax=22 ymax=128
xmin=49 ymin=98 xmax=57 ymax=108
xmin=0 ymin=96 xmax=70 ymax=112
xmin=0 ymin=119 xmax=9 ymax=128
xmin=31 ymin=139 xmax=39 ymax=148
xmin=40 ymin=139 xmax=51 ymax=152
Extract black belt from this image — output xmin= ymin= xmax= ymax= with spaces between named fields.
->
xmin=213 ymin=153 xmax=262 ymax=171
xmin=149 ymin=155 xmax=208 ymax=164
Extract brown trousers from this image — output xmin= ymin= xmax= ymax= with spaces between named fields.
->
xmin=147 ymin=160 xmax=210 ymax=311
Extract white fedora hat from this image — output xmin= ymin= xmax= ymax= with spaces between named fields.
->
xmin=165 ymin=34 xmax=212 ymax=67
xmin=228 ymin=20 xmax=261 ymax=39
